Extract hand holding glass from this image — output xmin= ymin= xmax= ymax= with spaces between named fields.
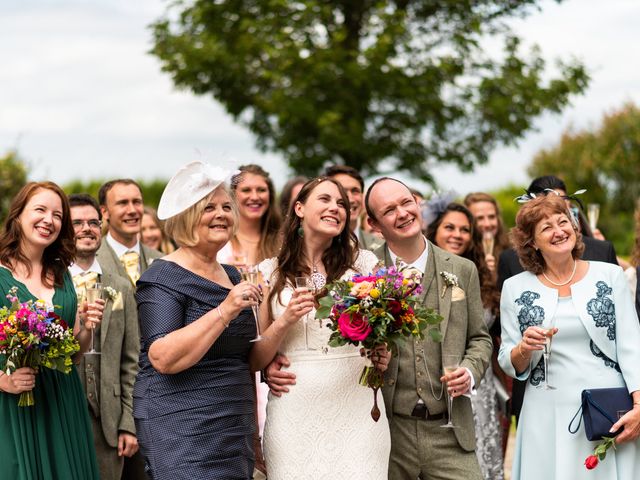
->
xmin=294 ymin=277 xmax=313 ymax=350
xmin=85 ymin=283 xmax=103 ymax=355
xmin=241 ymin=265 xmax=263 ymax=342
xmin=539 ymin=327 xmax=557 ymax=390
xmin=441 ymin=354 xmax=461 ymax=428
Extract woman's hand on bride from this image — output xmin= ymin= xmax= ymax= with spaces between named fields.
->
xmin=281 ymin=289 xmax=315 ymax=325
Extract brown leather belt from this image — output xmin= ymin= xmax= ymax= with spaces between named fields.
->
xmin=410 ymin=403 xmax=447 ymax=421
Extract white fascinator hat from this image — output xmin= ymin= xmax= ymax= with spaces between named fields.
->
xmin=157 ymin=161 xmax=237 ymax=220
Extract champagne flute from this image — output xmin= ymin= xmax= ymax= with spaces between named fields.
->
xmin=482 ymin=231 xmax=495 ymax=256
xmin=539 ymin=326 xmax=556 ymax=390
xmin=241 ymin=265 xmax=263 ymax=342
xmin=441 ymin=354 xmax=461 ymax=428
xmin=232 ymin=251 xmax=248 ymax=269
xmin=587 ymin=203 xmax=600 ymax=232
xmin=294 ymin=276 xmax=312 ymax=350
xmin=85 ymin=283 xmax=103 ymax=355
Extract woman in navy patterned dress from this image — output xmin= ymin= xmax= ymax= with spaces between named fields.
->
xmin=499 ymin=194 xmax=640 ymax=479
xmin=133 ymin=162 xmax=263 ymax=480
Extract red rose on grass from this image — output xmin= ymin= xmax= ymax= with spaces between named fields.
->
xmin=337 ymin=312 xmax=372 ymax=342
xmin=584 ymin=455 xmax=598 ymax=470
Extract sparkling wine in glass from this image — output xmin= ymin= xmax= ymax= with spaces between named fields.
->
xmin=539 ymin=328 xmax=556 ymax=390
xmin=294 ymin=276 xmax=312 ymax=350
xmin=441 ymin=354 xmax=461 ymax=428
xmin=587 ymin=203 xmax=600 ymax=232
xmin=242 ymin=265 xmax=263 ymax=342
xmin=232 ymin=251 xmax=248 ymax=269
xmin=85 ymin=283 xmax=103 ymax=355
xmin=482 ymin=231 xmax=495 ymax=256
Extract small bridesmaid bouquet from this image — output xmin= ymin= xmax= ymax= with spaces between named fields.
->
xmin=316 ymin=265 xmax=443 ymax=421
xmin=0 ymin=288 xmax=79 ymax=406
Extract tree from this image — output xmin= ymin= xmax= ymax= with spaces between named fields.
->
xmin=64 ymin=179 xmax=168 ymax=208
xmin=150 ymin=0 xmax=589 ymax=181
xmin=528 ymin=102 xmax=640 ymax=255
xmin=0 ymin=150 xmax=29 ymax=224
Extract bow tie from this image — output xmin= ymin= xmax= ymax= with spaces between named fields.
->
xmin=120 ymin=251 xmax=140 ymax=286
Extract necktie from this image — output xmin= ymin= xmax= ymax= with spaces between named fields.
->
xmin=72 ymin=271 xmax=99 ymax=301
xmin=120 ymin=251 xmax=140 ymax=286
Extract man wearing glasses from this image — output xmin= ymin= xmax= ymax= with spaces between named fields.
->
xmin=69 ymin=193 xmax=140 ymax=480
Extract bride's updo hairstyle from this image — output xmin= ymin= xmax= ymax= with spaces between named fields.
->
xmin=268 ymin=176 xmax=357 ymax=308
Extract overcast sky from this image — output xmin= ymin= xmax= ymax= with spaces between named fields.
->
xmin=1 ymin=0 xmax=639 ymax=195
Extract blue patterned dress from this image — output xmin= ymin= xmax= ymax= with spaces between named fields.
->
xmin=133 ymin=260 xmax=256 ymax=480
xmin=499 ymin=262 xmax=640 ymax=480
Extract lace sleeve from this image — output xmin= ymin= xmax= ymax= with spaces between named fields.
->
xmin=258 ymin=257 xmax=279 ymax=286
xmin=353 ymin=249 xmax=381 ymax=275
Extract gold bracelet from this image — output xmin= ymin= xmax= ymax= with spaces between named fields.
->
xmin=217 ymin=305 xmax=230 ymax=328
xmin=518 ymin=342 xmax=527 ymax=360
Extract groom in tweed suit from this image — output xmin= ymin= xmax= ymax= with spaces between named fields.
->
xmin=69 ymin=194 xmax=140 ymax=480
xmin=366 ymin=178 xmax=492 ymax=480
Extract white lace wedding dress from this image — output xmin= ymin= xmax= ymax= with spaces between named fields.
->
xmin=259 ymin=250 xmax=390 ymax=479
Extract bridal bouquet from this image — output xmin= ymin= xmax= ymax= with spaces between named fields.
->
xmin=316 ymin=265 xmax=443 ymax=420
xmin=0 ymin=288 xmax=80 ymax=406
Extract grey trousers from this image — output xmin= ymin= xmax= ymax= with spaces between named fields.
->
xmin=389 ymin=415 xmax=483 ymax=480
xmin=89 ymin=413 xmax=124 ymax=480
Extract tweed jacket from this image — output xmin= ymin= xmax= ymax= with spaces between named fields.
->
xmin=374 ymin=240 xmax=492 ymax=451
xmin=77 ymin=268 xmax=139 ymax=447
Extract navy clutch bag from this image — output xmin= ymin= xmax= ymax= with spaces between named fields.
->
xmin=569 ymin=387 xmax=633 ymax=441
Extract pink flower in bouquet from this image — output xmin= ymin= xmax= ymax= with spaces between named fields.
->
xmin=338 ymin=312 xmax=372 ymax=341
xmin=353 ymin=275 xmax=376 ymax=283
xmin=350 ymin=281 xmax=374 ymax=298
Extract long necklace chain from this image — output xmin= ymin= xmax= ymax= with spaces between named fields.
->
xmin=542 ymin=260 xmax=578 ymax=286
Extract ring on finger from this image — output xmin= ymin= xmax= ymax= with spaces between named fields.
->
xmin=242 ymin=293 xmax=249 ymax=301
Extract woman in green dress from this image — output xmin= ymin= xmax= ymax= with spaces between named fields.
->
xmin=0 ymin=181 xmax=102 ymax=480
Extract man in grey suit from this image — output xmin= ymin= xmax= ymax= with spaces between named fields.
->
xmin=70 ymin=194 xmax=140 ymax=480
xmin=365 ymin=177 xmax=492 ymax=480
xmin=97 ymin=179 xmax=161 ymax=479
xmin=324 ymin=165 xmax=383 ymax=250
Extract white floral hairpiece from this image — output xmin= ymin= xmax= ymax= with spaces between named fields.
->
xmin=515 ymin=188 xmax=586 ymax=204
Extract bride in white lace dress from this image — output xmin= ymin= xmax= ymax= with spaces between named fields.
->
xmin=251 ymin=177 xmax=390 ymax=479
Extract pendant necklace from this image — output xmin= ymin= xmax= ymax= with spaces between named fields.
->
xmin=309 ymin=259 xmax=326 ymax=292
xmin=542 ymin=260 xmax=577 ymax=286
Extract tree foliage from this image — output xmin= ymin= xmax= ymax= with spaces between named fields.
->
xmin=0 ymin=150 xmax=29 ymax=224
xmin=63 ymin=179 xmax=168 ymax=209
xmin=150 ymin=0 xmax=589 ymax=181
xmin=529 ymin=102 xmax=640 ymax=255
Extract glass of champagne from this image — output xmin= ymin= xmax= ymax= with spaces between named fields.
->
xmin=441 ymin=354 xmax=461 ymax=428
xmin=482 ymin=231 xmax=495 ymax=257
xmin=85 ymin=283 xmax=103 ymax=355
xmin=242 ymin=265 xmax=263 ymax=342
xmin=294 ymin=276 xmax=312 ymax=350
xmin=539 ymin=325 xmax=556 ymax=390
xmin=587 ymin=203 xmax=600 ymax=232
xmin=232 ymin=251 xmax=248 ymax=269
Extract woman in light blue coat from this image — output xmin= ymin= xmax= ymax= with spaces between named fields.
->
xmin=499 ymin=194 xmax=640 ymax=480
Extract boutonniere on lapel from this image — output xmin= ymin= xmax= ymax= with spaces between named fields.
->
xmin=104 ymin=286 xmax=119 ymax=301
xmin=440 ymin=271 xmax=459 ymax=298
